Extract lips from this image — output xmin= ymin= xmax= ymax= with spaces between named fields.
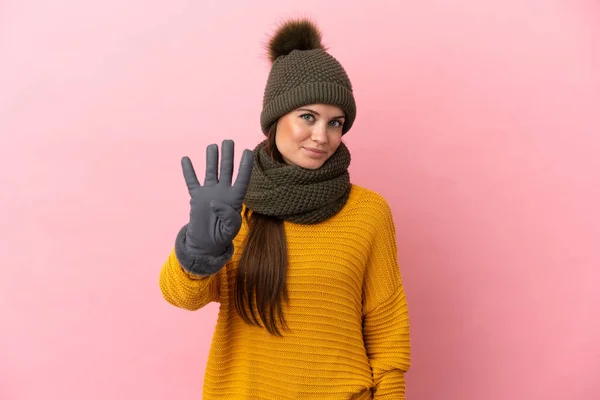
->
xmin=303 ymin=147 xmax=326 ymax=154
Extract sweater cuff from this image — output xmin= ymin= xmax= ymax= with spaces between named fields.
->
xmin=174 ymin=224 xmax=233 ymax=276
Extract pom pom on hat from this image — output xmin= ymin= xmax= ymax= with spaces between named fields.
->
xmin=267 ymin=19 xmax=325 ymax=63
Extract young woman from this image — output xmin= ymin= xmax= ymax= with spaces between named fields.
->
xmin=159 ymin=18 xmax=411 ymax=400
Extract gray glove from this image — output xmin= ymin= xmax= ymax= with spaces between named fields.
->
xmin=174 ymin=139 xmax=254 ymax=276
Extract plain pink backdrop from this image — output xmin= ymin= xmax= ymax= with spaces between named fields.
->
xmin=1 ymin=1 xmax=598 ymax=399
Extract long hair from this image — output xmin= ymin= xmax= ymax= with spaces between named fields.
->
xmin=234 ymin=123 xmax=290 ymax=336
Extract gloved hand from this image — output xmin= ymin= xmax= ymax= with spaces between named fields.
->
xmin=175 ymin=139 xmax=254 ymax=275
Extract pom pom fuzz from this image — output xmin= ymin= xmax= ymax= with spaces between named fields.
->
xmin=267 ymin=18 xmax=325 ymax=63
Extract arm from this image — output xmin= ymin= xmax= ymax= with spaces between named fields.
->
xmin=159 ymin=223 xmax=231 ymax=310
xmin=361 ymin=192 xmax=411 ymax=399
xmin=363 ymin=285 xmax=411 ymax=399
xmin=159 ymin=246 xmax=227 ymax=311
xmin=159 ymin=140 xmax=252 ymax=311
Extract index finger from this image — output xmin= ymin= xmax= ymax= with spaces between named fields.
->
xmin=233 ymin=149 xmax=254 ymax=192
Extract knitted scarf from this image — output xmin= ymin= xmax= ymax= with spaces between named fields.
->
xmin=243 ymin=140 xmax=351 ymax=224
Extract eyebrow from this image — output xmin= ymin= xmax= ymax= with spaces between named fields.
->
xmin=296 ymin=108 xmax=345 ymax=120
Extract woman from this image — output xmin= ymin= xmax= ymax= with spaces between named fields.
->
xmin=159 ymin=18 xmax=411 ymax=400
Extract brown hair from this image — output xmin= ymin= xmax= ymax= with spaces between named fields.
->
xmin=234 ymin=123 xmax=290 ymax=336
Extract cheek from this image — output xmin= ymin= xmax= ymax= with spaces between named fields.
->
xmin=287 ymin=121 xmax=307 ymax=142
xmin=274 ymin=122 xmax=299 ymax=161
xmin=277 ymin=120 xmax=305 ymax=147
xmin=275 ymin=128 xmax=293 ymax=153
xmin=330 ymin=134 xmax=343 ymax=150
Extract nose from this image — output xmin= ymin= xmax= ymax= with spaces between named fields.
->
xmin=311 ymin=123 xmax=328 ymax=144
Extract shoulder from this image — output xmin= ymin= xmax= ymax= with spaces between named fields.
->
xmin=336 ymin=184 xmax=397 ymax=238
xmin=346 ymin=184 xmax=395 ymax=221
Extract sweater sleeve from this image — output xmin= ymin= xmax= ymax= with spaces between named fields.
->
xmin=361 ymin=192 xmax=411 ymax=399
xmin=159 ymin=248 xmax=226 ymax=310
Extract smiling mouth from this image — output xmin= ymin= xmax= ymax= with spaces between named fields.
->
xmin=303 ymin=147 xmax=326 ymax=154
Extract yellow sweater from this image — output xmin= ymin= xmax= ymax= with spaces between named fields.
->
xmin=159 ymin=184 xmax=411 ymax=399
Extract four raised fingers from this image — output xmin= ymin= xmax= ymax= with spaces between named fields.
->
xmin=186 ymin=141 xmax=253 ymax=193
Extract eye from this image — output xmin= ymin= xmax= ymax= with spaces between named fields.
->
xmin=300 ymin=113 xmax=315 ymax=122
xmin=329 ymin=120 xmax=343 ymax=128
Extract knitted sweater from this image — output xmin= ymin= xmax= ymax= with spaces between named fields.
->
xmin=159 ymin=184 xmax=411 ymax=399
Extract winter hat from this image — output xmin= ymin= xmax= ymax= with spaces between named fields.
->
xmin=260 ymin=18 xmax=357 ymax=135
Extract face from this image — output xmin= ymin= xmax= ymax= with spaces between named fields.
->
xmin=275 ymin=104 xmax=345 ymax=169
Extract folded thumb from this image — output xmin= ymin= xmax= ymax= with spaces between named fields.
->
xmin=210 ymin=200 xmax=238 ymax=225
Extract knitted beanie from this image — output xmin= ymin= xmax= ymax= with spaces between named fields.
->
xmin=260 ymin=19 xmax=357 ymax=135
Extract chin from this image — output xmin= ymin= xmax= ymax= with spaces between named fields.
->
xmin=287 ymin=156 xmax=325 ymax=170
xmin=282 ymin=149 xmax=331 ymax=169
xmin=299 ymin=163 xmax=323 ymax=170
xmin=297 ymin=158 xmax=327 ymax=169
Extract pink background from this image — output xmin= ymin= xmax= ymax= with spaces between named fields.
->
xmin=1 ymin=1 xmax=599 ymax=399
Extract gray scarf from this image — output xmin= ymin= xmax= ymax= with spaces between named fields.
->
xmin=243 ymin=140 xmax=351 ymax=224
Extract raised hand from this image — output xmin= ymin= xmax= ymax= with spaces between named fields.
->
xmin=181 ymin=139 xmax=254 ymax=257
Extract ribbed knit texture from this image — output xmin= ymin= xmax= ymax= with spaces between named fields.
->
xmin=244 ymin=139 xmax=351 ymax=224
xmin=260 ymin=48 xmax=357 ymax=134
xmin=159 ymin=185 xmax=411 ymax=399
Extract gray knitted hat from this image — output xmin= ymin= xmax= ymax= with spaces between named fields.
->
xmin=260 ymin=19 xmax=356 ymax=135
